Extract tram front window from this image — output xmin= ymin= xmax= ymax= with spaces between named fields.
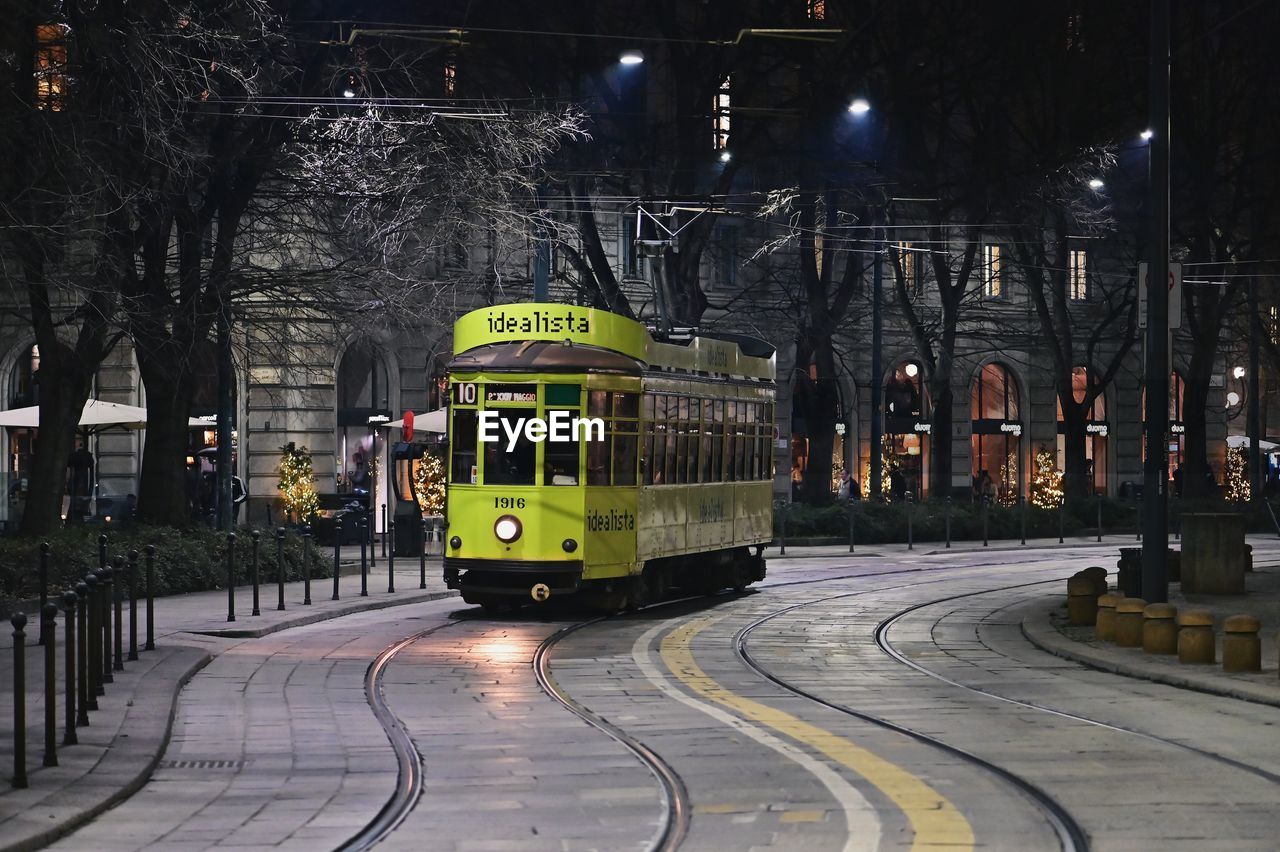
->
xmin=544 ymin=409 xmax=579 ymax=485
xmin=451 ymin=410 xmax=478 ymax=484
xmin=483 ymin=411 xmax=536 ymax=485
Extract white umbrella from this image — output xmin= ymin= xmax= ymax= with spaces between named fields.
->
xmin=0 ymin=399 xmax=208 ymax=431
xmin=1226 ymin=434 xmax=1279 ymax=451
xmin=380 ymin=408 xmax=449 ymax=434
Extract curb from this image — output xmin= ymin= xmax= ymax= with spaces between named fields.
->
xmin=1020 ymin=600 xmax=1280 ymax=710
xmin=0 ymin=646 xmax=212 ymax=852
xmin=185 ymin=589 xmax=459 ymax=638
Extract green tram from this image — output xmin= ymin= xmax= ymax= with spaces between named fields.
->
xmin=442 ymin=304 xmax=776 ymax=610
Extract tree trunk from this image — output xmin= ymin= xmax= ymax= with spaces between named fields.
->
xmin=1182 ymin=354 xmax=1215 ymax=499
xmin=799 ymin=372 xmax=839 ymax=504
xmin=135 ymin=361 xmax=196 ymax=526
xmin=1060 ymin=403 xmax=1090 ymax=502
xmin=929 ymin=380 xmax=953 ymax=500
xmin=19 ymin=346 xmax=92 ymax=536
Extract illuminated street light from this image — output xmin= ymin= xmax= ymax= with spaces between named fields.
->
xmin=847 ymin=98 xmax=871 ymax=115
xmin=1233 ymin=365 xmax=1246 ymax=379
xmin=619 ymin=50 xmax=644 ymax=65
xmin=719 ymin=150 xmax=732 ymax=163
xmin=904 ymin=363 xmax=919 ymax=377
xmin=1227 ymin=391 xmax=1241 ymax=407
xmin=1088 ymin=178 xmax=1105 ymax=190
xmin=1140 ymin=129 xmax=1154 ymax=141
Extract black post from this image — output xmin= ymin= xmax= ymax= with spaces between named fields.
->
xmin=1141 ymin=0 xmax=1171 ymax=604
xmin=419 ymin=517 xmax=427 ymax=589
xmin=906 ymin=492 xmax=914 ymax=551
xmin=870 ymin=208 xmax=884 ymax=501
xmin=387 ymin=520 xmax=396 ymax=593
xmin=1058 ymin=500 xmax=1065 ymax=544
xmin=127 ymin=549 xmax=138 ymax=661
xmin=42 ymin=604 xmax=57 ymax=767
xmin=847 ymin=503 xmax=855 ymax=554
xmin=98 ymin=533 xmax=107 ymax=575
xmin=1249 ymin=277 xmax=1262 ymax=501
xmin=100 ymin=566 xmax=114 ymax=683
xmin=1137 ymin=497 xmax=1142 ymax=540
xmin=216 ymin=296 xmax=234 ymax=532
xmin=11 ymin=612 xmax=28 ymax=788
xmin=982 ymin=497 xmax=990 ymax=547
xmin=1096 ymin=493 xmax=1103 ymax=542
xmin=226 ymin=533 xmax=237 ymax=622
xmin=276 ymin=527 xmax=286 ymax=611
xmin=360 ymin=518 xmax=369 ymax=596
xmin=945 ymin=496 xmax=952 ymax=549
xmin=111 ymin=557 xmax=124 ymax=672
xmin=85 ymin=574 xmax=102 ymax=699
xmin=39 ymin=541 xmax=50 ymax=645
xmin=369 ymin=510 xmax=377 ymax=568
xmin=381 ymin=503 xmax=388 ymax=558
xmin=63 ymin=592 xmax=78 ymax=744
xmin=332 ymin=519 xmax=341 ymax=601
xmin=76 ymin=580 xmax=94 ymax=716
xmin=251 ymin=531 xmax=261 ymax=616
xmin=1020 ymin=495 xmax=1027 ymax=545
xmin=144 ymin=545 xmax=155 ymax=651
xmin=302 ymin=525 xmax=312 ymax=605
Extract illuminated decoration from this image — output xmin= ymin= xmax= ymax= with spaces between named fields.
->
xmin=861 ymin=441 xmax=901 ymax=500
xmin=1224 ymin=447 xmax=1250 ymax=503
xmin=412 ymin=448 xmax=447 ymax=515
xmin=998 ymin=451 xmax=1019 ymax=506
xmin=1030 ymin=446 xmax=1063 ymax=508
xmin=277 ymin=442 xmax=320 ymax=523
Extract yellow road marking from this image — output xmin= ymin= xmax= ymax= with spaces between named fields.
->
xmin=694 ymin=803 xmax=752 ymax=815
xmin=779 ymin=809 xmax=828 ymax=823
xmin=660 ymin=615 xmax=975 ymax=852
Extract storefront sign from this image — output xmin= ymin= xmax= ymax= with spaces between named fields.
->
xmin=1170 ymin=423 xmax=1185 ymax=435
xmin=999 ymin=422 xmax=1022 ymax=436
xmin=1086 ymin=423 xmax=1108 ymax=436
xmin=913 ymin=422 xmax=932 ymax=434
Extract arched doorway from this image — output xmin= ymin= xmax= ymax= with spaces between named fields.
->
xmin=1141 ymin=371 xmax=1185 ymax=489
xmin=335 ymin=340 xmax=391 ymax=503
xmin=971 ymin=362 xmax=1022 ymax=503
xmin=1057 ymin=366 xmax=1107 ymax=495
xmin=178 ymin=340 xmax=240 ymax=524
xmin=880 ymin=361 xmax=929 ymax=499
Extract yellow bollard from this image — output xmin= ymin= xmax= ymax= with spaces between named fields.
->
xmin=1067 ymin=575 xmax=1099 ymax=625
xmin=1142 ymin=603 xmax=1178 ymax=654
xmin=1177 ymin=610 xmax=1216 ymax=664
xmin=1114 ymin=597 xmax=1148 ymax=647
xmin=1222 ymin=614 xmax=1262 ymax=673
xmin=1096 ymin=593 xmax=1122 ymax=641
xmin=1080 ymin=565 xmax=1109 ymax=598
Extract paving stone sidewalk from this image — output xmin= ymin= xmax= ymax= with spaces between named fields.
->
xmin=1022 ymin=559 xmax=1280 ymax=707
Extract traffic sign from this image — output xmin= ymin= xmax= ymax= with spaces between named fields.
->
xmin=1138 ymin=261 xmax=1182 ymax=329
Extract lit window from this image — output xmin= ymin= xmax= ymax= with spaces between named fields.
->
xmin=897 ymin=241 xmax=920 ymax=294
xmin=35 ymin=24 xmax=69 ymax=111
xmin=713 ymin=76 xmax=731 ymax=150
xmin=983 ymin=244 xmax=1002 ymax=298
xmin=1068 ymin=248 xmax=1088 ymax=299
xmin=443 ymin=61 xmax=456 ymax=96
xmin=1065 ymin=13 xmax=1085 ymax=52
xmin=1271 ymin=306 xmax=1278 ymax=344
xmin=808 ymin=0 xmax=826 ymax=21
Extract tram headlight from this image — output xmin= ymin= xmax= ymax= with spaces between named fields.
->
xmin=494 ymin=515 xmax=522 ymax=543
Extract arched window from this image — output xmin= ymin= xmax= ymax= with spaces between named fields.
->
xmin=879 ymin=361 xmax=928 ymax=499
xmin=336 ymin=341 xmax=391 ymax=497
xmin=1057 ymin=367 xmax=1107 ymax=494
xmin=1140 ymin=371 xmax=1185 ymax=485
xmin=971 ymin=363 xmax=1021 ymax=503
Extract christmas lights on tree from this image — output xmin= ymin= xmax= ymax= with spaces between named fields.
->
xmin=1224 ymin=446 xmax=1250 ymax=502
xmin=1029 ymin=446 xmax=1063 ymax=508
xmin=412 ymin=448 xmax=447 ymax=515
xmin=277 ymin=442 xmax=320 ymax=523
xmin=860 ymin=442 xmax=900 ymax=500
xmin=999 ymin=450 xmax=1019 ymax=506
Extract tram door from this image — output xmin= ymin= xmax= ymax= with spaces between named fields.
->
xmin=391 ymin=440 xmax=425 ymax=556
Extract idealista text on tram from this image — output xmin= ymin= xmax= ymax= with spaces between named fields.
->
xmin=478 ymin=410 xmax=604 ymax=451
xmin=485 ymin=308 xmax=591 ymax=335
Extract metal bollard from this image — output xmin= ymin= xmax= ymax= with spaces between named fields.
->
xmin=39 ymin=541 xmax=50 ymax=645
xmin=42 ymin=603 xmax=57 ymax=767
xmin=332 ymin=519 xmax=342 ymax=601
xmin=76 ymin=580 xmax=95 ymax=714
xmin=302 ymin=525 xmax=312 ymax=605
xmin=276 ymin=527 xmax=286 ymax=611
xmin=419 ymin=517 xmax=427 ymax=589
xmin=778 ymin=503 xmax=787 ymax=556
xmin=369 ymin=511 xmax=377 ymax=568
xmin=360 ymin=518 xmax=369 ymax=596
xmin=381 ymin=504 xmax=388 ymax=558
xmin=906 ymin=493 xmax=914 ymax=551
xmin=1096 ymin=493 xmax=1103 ymax=542
xmin=111 ymin=556 xmax=124 ymax=672
xmin=945 ymin=496 xmax=952 ymax=548
xmin=251 ymin=531 xmax=261 ymax=616
xmin=847 ymin=503 xmax=855 ymax=554
xmin=1136 ymin=498 xmax=1142 ymax=540
xmin=63 ymin=591 xmax=79 ymax=744
xmin=1058 ymin=500 xmax=1065 ymax=544
xmin=144 ymin=545 xmax=156 ymax=651
xmin=226 ymin=533 xmax=237 ymax=622
xmin=98 ymin=533 xmax=107 ymax=575
xmin=982 ymin=497 xmax=990 ymax=547
xmin=1020 ymin=495 xmax=1027 ymax=545
xmin=11 ymin=612 xmax=28 ymax=788
xmin=388 ymin=520 xmax=396 ymax=593
xmin=100 ymin=566 xmax=114 ymax=683
xmin=127 ymin=550 xmax=139 ymax=661
xmin=84 ymin=574 xmax=103 ymax=699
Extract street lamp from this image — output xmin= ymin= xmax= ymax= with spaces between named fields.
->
xmin=619 ymin=50 xmax=644 ymax=65
xmin=1140 ymin=129 xmax=1154 ymax=141
xmin=1233 ymin=365 xmax=1246 ymax=379
xmin=847 ymin=97 xmax=871 ymax=115
xmin=718 ymin=150 xmax=732 ymax=163
xmin=1088 ymin=178 xmax=1105 ymax=190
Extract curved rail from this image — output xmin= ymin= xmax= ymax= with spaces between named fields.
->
xmin=534 ymin=616 xmax=692 ymax=852
xmin=734 ymin=577 xmax=1090 ymax=852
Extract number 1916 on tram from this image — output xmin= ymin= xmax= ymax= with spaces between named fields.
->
xmin=443 ymin=304 xmax=776 ymax=610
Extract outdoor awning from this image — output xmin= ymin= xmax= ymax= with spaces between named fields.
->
xmin=380 ymin=408 xmax=449 ymax=434
xmin=1226 ymin=434 xmax=1280 ymax=452
xmin=0 ymin=399 xmax=207 ymax=432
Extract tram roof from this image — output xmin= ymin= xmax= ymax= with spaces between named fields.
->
xmin=452 ymin=305 xmax=775 ymax=381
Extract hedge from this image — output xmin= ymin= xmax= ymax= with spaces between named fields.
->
xmin=0 ymin=525 xmax=327 ymax=617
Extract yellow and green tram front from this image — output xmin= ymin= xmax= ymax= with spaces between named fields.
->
xmin=443 ymin=308 xmax=648 ymax=603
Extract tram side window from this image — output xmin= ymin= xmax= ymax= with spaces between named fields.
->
xmin=724 ymin=401 xmax=738 ymax=482
xmin=764 ymin=402 xmax=776 ymax=480
xmin=663 ymin=395 xmax=678 ymax=484
xmin=675 ymin=396 xmax=690 ymax=484
xmin=483 ymin=411 xmax=536 ymax=485
xmin=710 ymin=400 xmax=724 ymax=481
xmin=451 ymin=410 xmax=478 ymax=484
xmin=545 ymin=409 xmax=581 ymax=485
xmin=744 ymin=402 xmax=757 ymax=480
xmin=587 ymin=391 xmax=611 ymax=486
xmin=613 ymin=392 xmax=639 ymax=485
xmin=687 ymin=398 xmax=702 ymax=483
xmin=698 ymin=398 xmax=713 ymax=483
xmin=647 ymin=394 xmax=668 ymax=484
